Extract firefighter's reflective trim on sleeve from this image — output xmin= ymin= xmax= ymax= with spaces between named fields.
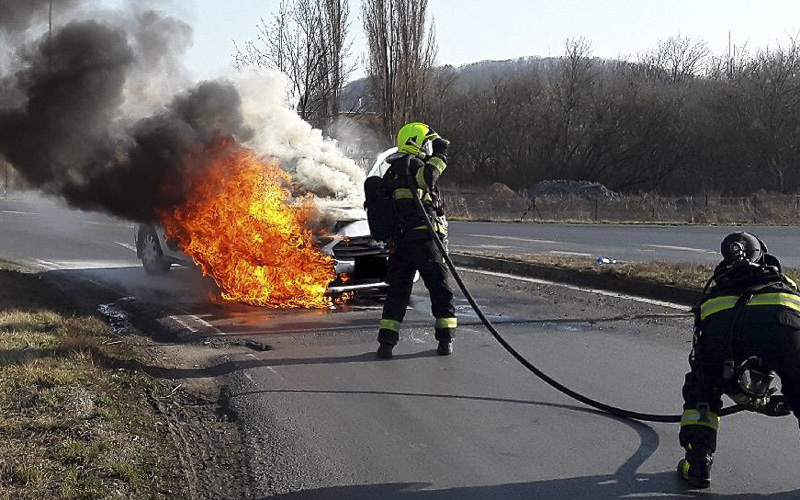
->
xmin=680 ymin=409 xmax=720 ymax=430
xmin=393 ymin=188 xmax=414 ymax=199
xmin=785 ymin=275 xmax=799 ymax=290
xmin=699 ymin=296 xmax=739 ymax=320
xmin=699 ymin=292 xmax=800 ymax=321
xmin=435 ymin=317 xmax=458 ymax=329
xmin=411 ymin=223 xmax=447 ymax=235
xmin=379 ymin=318 xmax=402 ymax=332
xmin=394 ymin=187 xmax=433 ymax=202
xmin=415 ymin=167 xmax=429 ymax=190
xmin=426 ymin=155 xmax=446 ymax=174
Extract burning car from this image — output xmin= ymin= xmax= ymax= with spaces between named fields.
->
xmin=131 ymin=148 xmax=410 ymax=307
xmin=134 ymin=215 xmax=390 ymax=297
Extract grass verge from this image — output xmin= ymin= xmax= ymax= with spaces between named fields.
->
xmin=0 ymin=268 xmax=185 ymax=499
xmin=454 ymin=250 xmax=800 ymax=292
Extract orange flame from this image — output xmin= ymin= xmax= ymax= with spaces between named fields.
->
xmin=159 ymin=149 xmax=335 ymax=308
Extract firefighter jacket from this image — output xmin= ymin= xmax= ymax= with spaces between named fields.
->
xmin=382 ymin=150 xmax=448 ymax=242
xmin=698 ymin=264 xmax=800 ymax=332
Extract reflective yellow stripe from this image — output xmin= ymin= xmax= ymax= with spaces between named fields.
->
xmin=680 ymin=409 xmax=720 ymax=430
xmin=411 ymin=222 xmax=447 ymax=234
xmin=379 ymin=319 xmax=401 ymax=332
xmin=393 ymin=188 xmax=429 ymax=201
xmin=786 ymin=276 xmax=799 ymax=290
xmin=427 ymin=156 xmax=446 ymax=173
xmin=416 ymin=168 xmax=429 ymax=189
xmin=435 ymin=317 xmax=458 ymax=329
xmin=679 ymin=459 xmax=690 ymax=476
xmin=700 ymin=292 xmax=800 ymax=320
xmin=700 ymin=296 xmax=739 ymax=320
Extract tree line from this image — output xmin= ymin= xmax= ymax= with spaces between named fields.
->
xmin=430 ymin=35 xmax=800 ymax=196
xmin=236 ymin=1 xmax=800 ymax=196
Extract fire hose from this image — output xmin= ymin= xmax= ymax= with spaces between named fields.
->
xmin=409 ymin=187 xmax=746 ymax=423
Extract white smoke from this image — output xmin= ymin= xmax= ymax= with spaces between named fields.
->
xmin=234 ymin=69 xmax=366 ymax=214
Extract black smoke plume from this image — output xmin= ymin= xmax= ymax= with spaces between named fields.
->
xmin=0 ymin=0 xmax=81 ymax=34
xmin=0 ymin=3 xmax=253 ymax=222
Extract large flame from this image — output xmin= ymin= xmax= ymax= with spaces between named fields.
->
xmin=159 ymin=149 xmax=336 ymax=308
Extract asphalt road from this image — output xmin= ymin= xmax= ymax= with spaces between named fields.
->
xmin=2 ymin=191 xmax=800 ymax=498
xmin=448 ymin=221 xmax=800 ymax=268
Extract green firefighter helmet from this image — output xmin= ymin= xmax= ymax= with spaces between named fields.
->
xmin=396 ymin=122 xmax=438 ymax=156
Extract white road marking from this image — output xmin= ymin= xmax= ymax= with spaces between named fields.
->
xmin=644 ymin=244 xmax=716 ymax=254
xmin=168 ymin=312 xmax=224 ymax=336
xmin=33 ymin=258 xmax=59 ymax=270
xmin=467 ymin=234 xmax=561 ymax=244
xmin=29 ymin=260 xmax=127 ymax=294
xmin=170 ymin=315 xmax=199 ymax=333
xmin=452 ymin=244 xmax=510 ymax=251
xmin=459 ymin=267 xmax=688 ymax=310
xmin=85 ymin=221 xmax=135 ymax=228
xmin=116 ymin=242 xmax=137 ymax=252
xmin=548 ymin=250 xmax=592 ymax=257
xmin=1 ymin=210 xmax=37 ymax=215
xmin=243 ymin=372 xmax=259 ymax=386
xmin=32 ymin=259 xmax=133 ymax=270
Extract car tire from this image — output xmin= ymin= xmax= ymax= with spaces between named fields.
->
xmin=139 ymin=225 xmax=171 ymax=275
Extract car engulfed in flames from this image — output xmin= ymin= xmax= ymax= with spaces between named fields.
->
xmin=134 ymin=149 xmax=389 ymax=308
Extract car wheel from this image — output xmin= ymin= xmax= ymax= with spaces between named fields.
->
xmin=139 ymin=226 xmax=171 ymax=275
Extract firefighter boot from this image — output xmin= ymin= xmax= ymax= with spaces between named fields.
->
xmin=435 ymin=326 xmax=454 ymax=356
xmin=377 ymin=327 xmax=398 ymax=359
xmin=377 ymin=342 xmax=394 ymax=359
xmin=677 ymin=448 xmax=713 ymax=489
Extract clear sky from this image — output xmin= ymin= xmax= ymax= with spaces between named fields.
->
xmin=175 ymin=0 xmax=800 ymax=80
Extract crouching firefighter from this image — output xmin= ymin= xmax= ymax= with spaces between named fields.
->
xmin=363 ymin=122 xmax=457 ymax=359
xmin=678 ymin=231 xmax=799 ymax=488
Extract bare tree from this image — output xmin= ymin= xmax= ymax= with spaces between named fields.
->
xmin=639 ymin=35 xmax=710 ymax=84
xmin=234 ymin=0 xmax=354 ymax=130
xmin=362 ymin=0 xmax=437 ymax=138
xmin=424 ymin=64 xmax=458 ymax=128
xmin=737 ymin=34 xmax=800 ymax=191
xmin=549 ymin=37 xmax=597 ymax=177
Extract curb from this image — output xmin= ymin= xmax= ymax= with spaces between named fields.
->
xmin=450 ymin=253 xmax=701 ymax=307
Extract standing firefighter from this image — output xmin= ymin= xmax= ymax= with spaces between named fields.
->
xmin=678 ymin=231 xmax=798 ymax=488
xmin=364 ymin=122 xmax=457 ymax=359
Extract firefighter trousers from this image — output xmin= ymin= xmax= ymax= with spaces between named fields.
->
xmin=378 ymin=236 xmax=456 ymax=345
xmin=680 ymin=323 xmax=800 ymax=453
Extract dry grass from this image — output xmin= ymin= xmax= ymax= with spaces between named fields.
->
xmin=442 ymin=191 xmax=800 ymax=225
xmin=0 ymin=269 xmax=185 ymax=500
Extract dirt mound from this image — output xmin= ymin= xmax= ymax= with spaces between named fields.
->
xmin=486 ymin=182 xmax=519 ymax=197
xmin=529 ymin=180 xmax=620 ymax=200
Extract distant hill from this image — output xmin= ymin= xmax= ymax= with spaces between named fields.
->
xmin=451 ymin=56 xmax=561 ymax=89
xmin=341 ymin=55 xmax=639 ymax=111
xmin=340 ymin=78 xmax=374 ymax=113
xmin=340 ymin=56 xmax=563 ymax=110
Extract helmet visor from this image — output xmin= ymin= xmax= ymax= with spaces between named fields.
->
xmin=421 ymin=138 xmax=434 ymax=157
